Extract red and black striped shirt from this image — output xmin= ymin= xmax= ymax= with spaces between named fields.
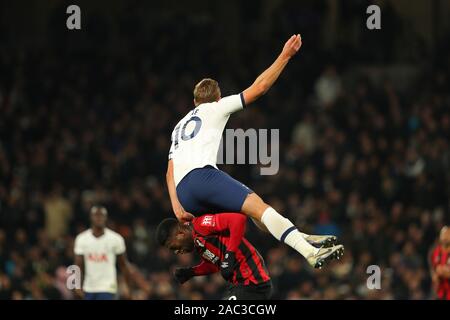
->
xmin=190 ymin=213 xmax=270 ymax=286
xmin=431 ymin=245 xmax=450 ymax=300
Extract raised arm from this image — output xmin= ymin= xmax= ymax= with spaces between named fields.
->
xmin=242 ymin=34 xmax=302 ymax=105
xmin=166 ymin=160 xmax=194 ymax=223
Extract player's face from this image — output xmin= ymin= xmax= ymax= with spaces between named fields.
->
xmin=167 ymin=229 xmax=194 ymax=255
xmin=91 ymin=210 xmax=107 ymax=229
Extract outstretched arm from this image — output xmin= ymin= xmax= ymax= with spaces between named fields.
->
xmin=192 ymin=260 xmax=220 ymax=276
xmin=242 ymin=34 xmax=302 ymax=105
xmin=174 ymin=260 xmax=219 ymax=285
xmin=166 ymin=160 xmax=194 ymax=223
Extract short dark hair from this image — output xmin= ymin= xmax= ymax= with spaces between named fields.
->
xmin=155 ymin=218 xmax=178 ymax=246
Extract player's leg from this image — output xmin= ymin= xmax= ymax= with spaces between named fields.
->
xmin=241 ymin=193 xmax=317 ymax=257
xmin=251 ymin=217 xmax=269 ymax=232
xmin=177 ymin=167 xmax=343 ymax=267
xmin=176 ymin=169 xmax=209 ymax=215
xmin=193 ymin=167 xmax=331 ymax=246
xmin=241 ymin=193 xmax=343 ymax=268
xmin=251 ymin=216 xmax=337 ymax=248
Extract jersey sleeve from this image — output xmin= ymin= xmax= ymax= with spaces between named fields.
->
xmin=214 ymin=213 xmax=247 ymax=253
xmin=114 ymin=235 xmax=126 ymax=255
xmin=192 ymin=259 xmax=220 ymax=276
xmin=215 ymin=93 xmax=246 ymax=116
xmin=192 ymin=215 xmax=219 ymax=236
xmin=193 ymin=213 xmax=246 ymax=253
xmin=74 ymin=235 xmax=84 ymax=255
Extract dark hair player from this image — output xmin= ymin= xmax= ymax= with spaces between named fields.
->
xmin=156 ymin=213 xmax=272 ymax=300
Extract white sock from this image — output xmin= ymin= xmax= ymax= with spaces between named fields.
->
xmin=261 ymin=207 xmax=318 ymax=257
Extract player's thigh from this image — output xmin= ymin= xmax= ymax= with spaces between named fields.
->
xmin=206 ymin=170 xmax=254 ymax=212
xmin=177 ymin=167 xmax=251 ymax=214
xmin=188 ymin=167 xmax=253 ymax=213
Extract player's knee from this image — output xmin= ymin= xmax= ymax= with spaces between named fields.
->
xmin=241 ymin=193 xmax=270 ymax=219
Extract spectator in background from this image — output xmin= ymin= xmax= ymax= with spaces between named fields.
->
xmin=44 ymin=185 xmax=72 ymax=240
xmin=314 ymin=65 xmax=342 ymax=108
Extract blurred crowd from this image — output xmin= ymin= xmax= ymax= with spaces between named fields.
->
xmin=1 ymin=1 xmax=449 ymax=300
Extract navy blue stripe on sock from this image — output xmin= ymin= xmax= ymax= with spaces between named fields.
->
xmin=280 ymin=226 xmax=297 ymax=243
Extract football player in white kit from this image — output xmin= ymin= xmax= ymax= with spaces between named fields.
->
xmin=166 ymin=34 xmax=344 ymax=269
xmin=74 ymin=206 xmax=148 ymax=299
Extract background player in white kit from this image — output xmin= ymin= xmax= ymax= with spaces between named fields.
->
xmin=167 ymin=34 xmax=344 ymax=269
xmin=74 ymin=206 xmax=148 ymax=300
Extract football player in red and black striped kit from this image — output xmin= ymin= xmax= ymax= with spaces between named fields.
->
xmin=430 ymin=226 xmax=450 ymax=300
xmin=156 ymin=213 xmax=272 ymax=299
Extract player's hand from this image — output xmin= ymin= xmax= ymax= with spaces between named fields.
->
xmin=174 ymin=267 xmax=195 ymax=284
xmin=281 ymin=34 xmax=302 ymax=59
xmin=173 ymin=204 xmax=194 ymax=223
xmin=180 ymin=211 xmax=195 ymax=223
xmin=220 ymin=251 xmax=237 ymax=281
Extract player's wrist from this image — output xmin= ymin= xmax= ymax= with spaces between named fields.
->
xmin=279 ymin=52 xmax=292 ymax=61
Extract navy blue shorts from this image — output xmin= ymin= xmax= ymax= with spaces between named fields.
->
xmin=84 ymin=292 xmax=116 ymax=300
xmin=176 ymin=166 xmax=253 ymax=214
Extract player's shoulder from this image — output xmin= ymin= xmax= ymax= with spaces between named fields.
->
xmin=104 ymin=228 xmax=125 ymax=241
xmin=201 ymin=94 xmax=241 ymax=107
xmin=193 ymin=214 xmax=217 ymax=229
xmin=75 ymin=228 xmax=92 ymax=241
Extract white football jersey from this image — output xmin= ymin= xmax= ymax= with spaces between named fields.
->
xmin=169 ymin=93 xmax=245 ymax=186
xmin=74 ymin=228 xmax=126 ymax=293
